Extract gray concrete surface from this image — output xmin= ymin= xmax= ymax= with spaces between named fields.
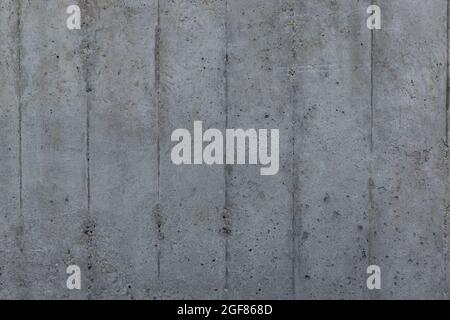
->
xmin=0 ymin=0 xmax=450 ymax=299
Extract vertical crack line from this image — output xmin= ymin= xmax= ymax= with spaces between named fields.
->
xmin=155 ymin=0 xmax=162 ymax=279
xmin=290 ymin=87 xmax=297 ymax=300
xmin=16 ymin=1 xmax=23 ymax=224
xmin=85 ymin=47 xmax=91 ymax=215
xmin=368 ymin=25 xmax=375 ymax=301
xmin=289 ymin=1 xmax=298 ymax=300
xmin=223 ymin=0 xmax=230 ymax=298
xmin=15 ymin=0 xmax=28 ymax=299
xmin=444 ymin=0 xmax=450 ymax=298
xmin=85 ymin=32 xmax=92 ymax=299
xmin=156 ymin=0 xmax=161 ymax=202
xmin=290 ymin=58 xmax=297 ymax=298
xmin=446 ymin=0 xmax=450 ymax=147
xmin=80 ymin=0 xmax=97 ymax=299
xmin=17 ymin=1 xmax=22 ymax=220
xmin=370 ymin=29 xmax=374 ymax=154
xmin=368 ymin=28 xmax=374 ymax=262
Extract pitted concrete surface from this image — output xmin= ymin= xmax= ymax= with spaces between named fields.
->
xmin=0 ymin=0 xmax=449 ymax=299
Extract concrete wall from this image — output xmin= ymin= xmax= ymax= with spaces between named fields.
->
xmin=0 ymin=0 xmax=449 ymax=299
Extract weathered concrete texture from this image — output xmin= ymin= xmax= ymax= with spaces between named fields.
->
xmin=292 ymin=0 xmax=372 ymax=299
xmin=0 ymin=0 xmax=24 ymax=300
xmin=18 ymin=0 xmax=89 ymax=299
xmin=86 ymin=0 xmax=159 ymax=299
xmin=225 ymin=0 xmax=294 ymax=299
xmin=0 ymin=0 xmax=450 ymax=300
xmin=157 ymin=0 xmax=227 ymax=299
xmin=371 ymin=0 xmax=448 ymax=299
